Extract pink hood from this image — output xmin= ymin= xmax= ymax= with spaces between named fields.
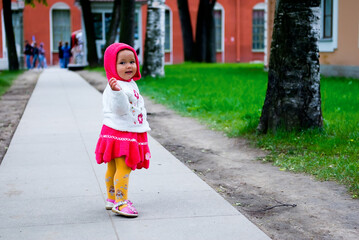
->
xmin=104 ymin=43 xmax=141 ymax=82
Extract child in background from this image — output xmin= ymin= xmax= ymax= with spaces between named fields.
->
xmin=37 ymin=43 xmax=46 ymax=69
xmin=95 ymin=43 xmax=151 ymax=218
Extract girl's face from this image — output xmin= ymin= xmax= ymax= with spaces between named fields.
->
xmin=116 ymin=50 xmax=137 ymax=81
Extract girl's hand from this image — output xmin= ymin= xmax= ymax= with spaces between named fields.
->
xmin=109 ymin=78 xmax=122 ymax=91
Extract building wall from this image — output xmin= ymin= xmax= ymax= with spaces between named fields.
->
xmin=236 ymin=0 xmax=265 ymax=62
xmin=320 ymin=0 xmax=359 ymax=66
xmin=2 ymin=0 xmax=266 ymax=69
xmin=266 ymin=0 xmax=359 ymax=77
xmin=164 ymin=0 xmax=198 ymax=64
xmin=265 ymin=0 xmax=275 ymax=66
xmin=143 ymin=0 xmax=265 ymax=64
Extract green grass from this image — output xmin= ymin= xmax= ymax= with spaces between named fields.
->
xmin=93 ymin=63 xmax=359 ymax=197
xmin=254 ymin=76 xmax=359 ymax=197
xmin=0 ymin=70 xmax=24 ymax=97
xmin=87 ymin=66 xmax=104 ymax=73
xmin=139 ymin=63 xmax=268 ymax=136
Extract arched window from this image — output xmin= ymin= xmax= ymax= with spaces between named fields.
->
xmin=214 ymin=3 xmax=224 ymax=52
xmin=252 ymin=3 xmax=265 ymax=52
xmin=164 ymin=6 xmax=172 ymax=53
xmin=51 ymin=3 xmax=71 ymax=52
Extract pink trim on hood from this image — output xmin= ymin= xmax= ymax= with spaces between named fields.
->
xmin=104 ymin=43 xmax=141 ymax=82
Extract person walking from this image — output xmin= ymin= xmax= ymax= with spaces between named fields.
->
xmin=62 ymin=42 xmax=71 ymax=68
xmin=37 ymin=43 xmax=46 ymax=69
xmin=95 ymin=43 xmax=151 ymax=218
xmin=31 ymin=42 xmax=39 ymax=69
xmin=24 ymin=40 xmax=33 ymax=70
xmin=58 ymin=41 xmax=64 ymax=68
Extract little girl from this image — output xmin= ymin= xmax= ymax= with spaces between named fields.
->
xmin=95 ymin=43 xmax=151 ymax=217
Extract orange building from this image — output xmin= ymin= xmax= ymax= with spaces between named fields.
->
xmin=266 ymin=0 xmax=359 ymax=78
xmin=0 ymin=0 xmax=266 ymax=69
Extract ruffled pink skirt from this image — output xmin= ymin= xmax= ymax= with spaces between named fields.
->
xmin=95 ymin=125 xmax=151 ymax=170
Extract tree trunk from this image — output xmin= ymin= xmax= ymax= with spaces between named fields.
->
xmin=177 ymin=0 xmax=194 ymax=61
xmin=104 ymin=0 xmax=121 ymax=51
xmin=194 ymin=0 xmax=216 ymax=62
xmin=205 ymin=0 xmax=216 ymax=62
xmin=3 ymin=0 xmax=19 ymax=70
xmin=142 ymin=0 xmax=165 ymax=78
xmin=119 ymin=0 xmax=135 ymax=47
xmin=79 ymin=0 xmax=99 ymax=67
xmin=257 ymin=0 xmax=323 ymax=133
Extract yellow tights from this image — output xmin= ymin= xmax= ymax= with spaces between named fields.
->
xmin=105 ymin=156 xmax=132 ymax=203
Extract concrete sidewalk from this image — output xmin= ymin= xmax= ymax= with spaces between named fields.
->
xmin=0 ymin=69 xmax=270 ymax=240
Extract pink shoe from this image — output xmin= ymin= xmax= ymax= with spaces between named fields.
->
xmin=112 ymin=200 xmax=138 ymax=217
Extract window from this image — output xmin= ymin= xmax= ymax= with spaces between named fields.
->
xmin=93 ymin=10 xmax=142 ymax=59
xmin=214 ymin=3 xmax=224 ymax=52
xmin=105 ymin=13 xmax=112 ymax=37
xmin=93 ymin=13 xmax=103 ymax=40
xmin=323 ymin=0 xmax=333 ymax=39
xmin=165 ymin=9 xmax=171 ymax=52
xmin=252 ymin=9 xmax=265 ymax=51
xmin=214 ymin=9 xmax=222 ymax=52
xmin=52 ymin=10 xmax=71 ymax=52
xmin=134 ymin=10 xmax=139 ymax=40
xmin=319 ymin=0 xmax=338 ymax=52
xmin=12 ymin=10 xmax=23 ymax=57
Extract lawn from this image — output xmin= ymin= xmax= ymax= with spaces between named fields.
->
xmin=95 ymin=63 xmax=359 ymax=197
xmin=0 ymin=70 xmax=24 ymax=97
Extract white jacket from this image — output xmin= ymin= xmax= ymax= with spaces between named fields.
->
xmin=102 ymin=80 xmax=150 ymax=133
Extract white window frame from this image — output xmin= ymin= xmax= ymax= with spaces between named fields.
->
xmin=91 ymin=10 xmax=112 ymax=59
xmin=89 ymin=3 xmax=143 ymax=61
xmin=214 ymin=2 xmax=224 ymax=62
xmin=1 ymin=2 xmax=24 ymax=69
xmin=134 ymin=7 xmax=143 ymax=64
xmin=319 ymin=0 xmax=338 ymax=52
xmin=252 ymin=3 xmax=266 ymax=53
xmin=1 ymin=10 xmax=8 ymax=68
xmin=164 ymin=6 xmax=172 ymax=53
xmin=164 ymin=5 xmax=173 ymax=64
xmin=50 ymin=2 xmax=71 ymax=65
xmin=214 ymin=3 xmax=224 ymax=52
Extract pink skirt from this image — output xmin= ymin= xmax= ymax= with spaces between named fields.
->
xmin=95 ymin=125 xmax=151 ymax=170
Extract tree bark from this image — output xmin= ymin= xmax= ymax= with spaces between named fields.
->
xmin=177 ymin=0 xmax=194 ymax=61
xmin=257 ymin=0 xmax=323 ymax=133
xmin=205 ymin=0 xmax=216 ymax=62
xmin=104 ymin=0 xmax=122 ymax=51
xmin=119 ymin=0 xmax=135 ymax=47
xmin=194 ymin=0 xmax=216 ymax=62
xmin=3 ymin=0 xmax=19 ymax=70
xmin=79 ymin=0 xmax=99 ymax=67
xmin=142 ymin=0 xmax=165 ymax=78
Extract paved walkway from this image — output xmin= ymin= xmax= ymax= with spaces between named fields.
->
xmin=0 ymin=69 xmax=270 ymax=240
